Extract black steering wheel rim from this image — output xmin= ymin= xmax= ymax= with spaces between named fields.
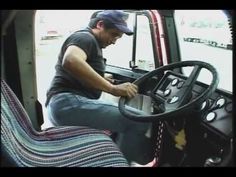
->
xmin=119 ymin=60 xmax=219 ymax=122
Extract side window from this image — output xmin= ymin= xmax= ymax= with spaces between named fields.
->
xmin=174 ymin=10 xmax=232 ymax=92
xmin=136 ymin=15 xmax=155 ymax=71
xmin=103 ymin=13 xmax=134 ymax=68
xmin=104 ymin=12 xmax=155 ymax=71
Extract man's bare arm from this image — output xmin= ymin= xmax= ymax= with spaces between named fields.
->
xmin=62 ymin=45 xmax=138 ymax=98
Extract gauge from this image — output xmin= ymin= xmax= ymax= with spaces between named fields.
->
xmin=200 ymin=99 xmax=211 ymax=111
xmin=177 ymin=81 xmax=184 ymax=89
xmin=167 ymin=96 xmax=179 ymax=104
xmin=225 ymin=102 xmax=232 ymax=113
xmin=216 ymin=97 xmax=226 ymax=108
xmin=163 ymin=89 xmax=171 ymax=97
xmin=171 ymin=78 xmax=179 ymax=86
xmin=205 ymin=112 xmax=216 ymax=122
xmin=201 ymin=101 xmax=207 ymax=110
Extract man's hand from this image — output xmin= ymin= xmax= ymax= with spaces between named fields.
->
xmin=111 ymin=82 xmax=138 ymax=99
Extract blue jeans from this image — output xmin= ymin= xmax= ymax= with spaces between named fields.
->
xmin=47 ymin=92 xmax=153 ymax=164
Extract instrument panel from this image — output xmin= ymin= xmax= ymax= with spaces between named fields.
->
xmin=150 ymin=71 xmax=233 ymax=166
xmin=152 ymin=71 xmax=232 ymax=139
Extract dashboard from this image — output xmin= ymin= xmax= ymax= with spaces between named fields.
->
xmin=105 ymin=65 xmax=233 ymax=166
xmin=150 ymin=71 xmax=233 ymax=166
xmin=152 ymin=71 xmax=232 ymax=138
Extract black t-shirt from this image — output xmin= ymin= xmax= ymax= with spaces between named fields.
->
xmin=45 ymin=27 xmax=105 ymax=106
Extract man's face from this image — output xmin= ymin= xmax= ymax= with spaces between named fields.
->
xmin=97 ymin=21 xmax=123 ymax=48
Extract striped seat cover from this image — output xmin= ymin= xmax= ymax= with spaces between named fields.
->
xmin=1 ymin=79 xmax=128 ymax=167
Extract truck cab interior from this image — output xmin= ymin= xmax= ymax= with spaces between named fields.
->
xmin=1 ymin=10 xmax=234 ymax=167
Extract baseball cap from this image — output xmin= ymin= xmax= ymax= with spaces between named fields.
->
xmin=96 ymin=10 xmax=133 ymax=35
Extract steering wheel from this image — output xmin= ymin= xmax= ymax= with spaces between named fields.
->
xmin=119 ymin=61 xmax=219 ymax=122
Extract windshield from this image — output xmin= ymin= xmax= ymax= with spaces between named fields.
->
xmin=174 ymin=10 xmax=232 ymax=93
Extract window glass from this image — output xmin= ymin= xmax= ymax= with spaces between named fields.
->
xmin=174 ymin=10 xmax=232 ymax=92
xmin=136 ymin=15 xmax=155 ymax=71
xmin=103 ymin=13 xmax=134 ymax=68
xmin=104 ymin=13 xmax=155 ymax=71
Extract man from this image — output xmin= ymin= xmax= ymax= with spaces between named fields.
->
xmin=46 ymin=10 xmax=155 ymax=166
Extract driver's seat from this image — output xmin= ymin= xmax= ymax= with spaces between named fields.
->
xmin=1 ymin=79 xmax=128 ymax=167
